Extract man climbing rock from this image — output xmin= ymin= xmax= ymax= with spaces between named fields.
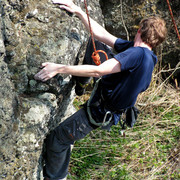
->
xmin=34 ymin=0 xmax=167 ymax=179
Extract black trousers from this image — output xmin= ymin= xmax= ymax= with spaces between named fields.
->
xmin=43 ymin=108 xmax=95 ymax=179
xmin=43 ymin=38 xmax=114 ymax=179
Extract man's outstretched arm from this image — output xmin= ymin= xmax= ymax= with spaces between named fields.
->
xmin=34 ymin=58 xmax=121 ymax=82
xmin=52 ymin=0 xmax=117 ymax=48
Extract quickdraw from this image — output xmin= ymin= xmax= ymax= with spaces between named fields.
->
xmin=84 ymin=0 xmax=108 ymax=65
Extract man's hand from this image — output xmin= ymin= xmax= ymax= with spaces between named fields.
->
xmin=34 ymin=62 xmax=64 ymax=82
xmin=52 ymin=0 xmax=79 ymax=14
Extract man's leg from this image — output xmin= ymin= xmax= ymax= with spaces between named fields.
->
xmin=74 ymin=37 xmax=115 ymax=96
xmin=43 ymin=108 xmax=96 ymax=179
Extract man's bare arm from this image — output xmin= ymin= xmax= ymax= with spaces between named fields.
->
xmin=52 ymin=0 xmax=117 ymax=48
xmin=34 ymin=58 xmax=121 ymax=82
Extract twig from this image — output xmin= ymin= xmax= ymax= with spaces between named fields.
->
xmin=120 ymin=0 xmax=129 ymax=40
xmin=147 ymin=62 xmax=180 ymax=103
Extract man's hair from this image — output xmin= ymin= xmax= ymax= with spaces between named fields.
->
xmin=139 ymin=16 xmax=167 ymax=48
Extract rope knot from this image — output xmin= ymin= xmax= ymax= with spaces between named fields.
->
xmin=92 ymin=52 xmax=101 ymax=65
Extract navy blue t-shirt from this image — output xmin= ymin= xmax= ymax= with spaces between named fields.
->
xmin=90 ymin=38 xmax=157 ymax=125
xmin=101 ymin=38 xmax=157 ymax=110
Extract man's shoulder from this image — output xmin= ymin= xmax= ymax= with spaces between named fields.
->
xmin=121 ymin=46 xmax=145 ymax=58
xmin=131 ymin=46 xmax=145 ymax=54
xmin=114 ymin=38 xmax=134 ymax=53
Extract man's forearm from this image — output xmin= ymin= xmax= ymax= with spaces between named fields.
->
xmin=58 ymin=64 xmax=102 ymax=77
xmin=52 ymin=0 xmax=117 ymax=47
xmin=74 ymin=7 xmax=117 ymax=48
xmin=75 ymin=8 xmax=106 ymax=40
xmin=34 ymin=63 xmax=102 ymax=82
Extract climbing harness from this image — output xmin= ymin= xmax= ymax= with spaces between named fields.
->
xmin=166 ymin=0 xmax=180 ymax=42
xmin=87 ymin=78 xmax=113 ymax=127
xmin=84 ymin=0 xmax=108 ymax=65
xmin=86 ymin=81 xmax=139 ymax=136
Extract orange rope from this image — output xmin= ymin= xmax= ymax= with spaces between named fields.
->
xmin=84 ymin=0 xmax=108 ymax=65
xmin=166 ymin=0 xmax=180 ymax=42
xmin=91 ymin=50 xmax=108 ymax=65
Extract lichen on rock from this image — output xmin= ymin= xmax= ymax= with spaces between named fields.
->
xmin=0 ymin=0 xmax=103 ymax=179
xmin=0 ymin=0 xmax=179 ymax=179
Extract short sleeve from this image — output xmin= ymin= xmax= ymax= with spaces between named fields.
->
xmin=114 ymin=38 xmax=134 ymax=53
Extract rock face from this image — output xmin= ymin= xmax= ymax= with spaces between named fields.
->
xmin=0 ymin=0 xmax=179 ymax=179
xmin=0 ymin=0 xmax=103 ymax=179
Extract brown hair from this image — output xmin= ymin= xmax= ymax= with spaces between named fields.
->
xmin=139 ymin=16 xmax=167 ymax=48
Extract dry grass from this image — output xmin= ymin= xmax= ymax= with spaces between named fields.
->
xmin=71 ymin=61 xmax=180 ymax=180
xmin=128 ymin=62 xmax=180 ymax=180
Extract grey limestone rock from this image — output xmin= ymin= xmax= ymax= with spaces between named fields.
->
xmin=0 ymin=0 xmax=179 ymax=179
xmin=0 ymin=0 xmax=103 ymax=179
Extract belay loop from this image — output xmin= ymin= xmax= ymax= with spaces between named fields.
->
xmin=84 ymin=0 xmax=108 ymax=65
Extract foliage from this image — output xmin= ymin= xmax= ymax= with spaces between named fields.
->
xmin=70 ymin=61 xmax=180 ymax=180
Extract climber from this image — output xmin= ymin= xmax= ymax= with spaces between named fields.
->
xmin=34 ymin=0 xmax=167 ymax=179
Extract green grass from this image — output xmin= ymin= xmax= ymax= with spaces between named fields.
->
xmin=69 ymin=105 xmax=179 ymax=179
xmin=70 ymin=69 xmax=180 ymax=179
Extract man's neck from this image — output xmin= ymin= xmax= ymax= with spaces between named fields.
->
xmin=134 ymin=41 xmax=152 ymax=51
xmin=134 ymin=31 xmax=152 ymax=51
